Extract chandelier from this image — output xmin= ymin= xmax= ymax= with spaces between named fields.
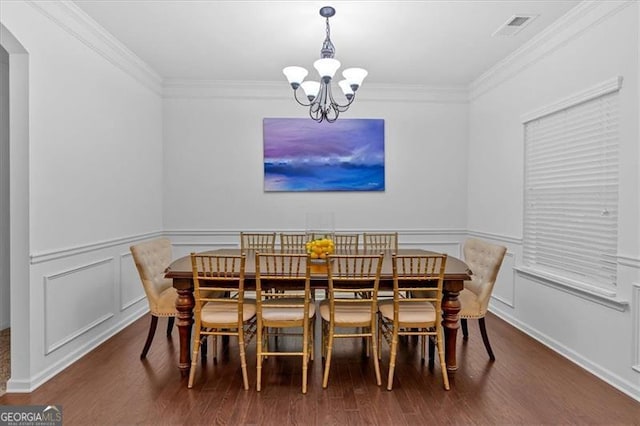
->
xmin=282 ymin=6 xmax=368 ymax=123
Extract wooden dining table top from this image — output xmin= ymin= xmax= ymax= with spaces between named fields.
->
xmin=165 ymin=248 xmax=472 ymax=284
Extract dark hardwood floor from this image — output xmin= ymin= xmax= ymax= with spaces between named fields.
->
xmin=1 ymin=312 xmax=638 ymax=425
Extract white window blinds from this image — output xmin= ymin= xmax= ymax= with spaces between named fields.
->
xmin=523 ymin=89 xmax=619 ymax=291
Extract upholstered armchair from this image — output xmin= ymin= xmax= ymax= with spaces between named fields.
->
xmin=459 ymin=238 xmax=507 ymax=360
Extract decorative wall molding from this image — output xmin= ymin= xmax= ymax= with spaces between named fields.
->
xmin=618 ymin=255 xmax=640 ymax=269
xmin=43 ymin=258 xmax=115 ymax=355
xmin=467 ymin=230 xmax=522 ymax=245
xmin=165 ymin=228 xmax=467 ymax=237
xmin=632 ymin=283 xmax=640 ymax=374
xmin=515 ymin=266 xmax=628 ymax=312
xmin=521 ymin=76 xmax=623 ymax=123
xmin=26 ymin=0 xmax=163 ymax=95
xmin=30 ymin=230 xmax=163 ymax=264
xmin=119 ymin=252 xmax=145 ymax=312
xmin=491 ymin=252 xmax=516 ymax=308
xmin=7 ymin=305 xmax=147 ymax=393
xmin=162 ymin=79 xmax=469 ymax=104
xmin=490 ymin=305 xmax=640 ymax=402
xmin=469 ymin=1 xmax=634 ymax=100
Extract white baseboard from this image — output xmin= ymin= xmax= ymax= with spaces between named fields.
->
xmin=489 ymin=306 xmax=640 ymax=403
xmin=6 ymin=306 xmax=148 ymax=393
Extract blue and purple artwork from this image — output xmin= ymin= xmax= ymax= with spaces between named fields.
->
xmin=263 ymin=118 xmax=385 ymax=192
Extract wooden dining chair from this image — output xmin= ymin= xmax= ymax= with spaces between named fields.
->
xmin=458 ymin=238 xmax=507 ymax=360
xmin=130 ymin=238 xmax=178 ymax=359
xmin=279 ymin=232 xmax=310 ymax=253
xmin=332 ymin=233 xmax=360 ymax=253
xmin=363 ymin=232 xmax=398 ymax=252
xmin=240 ymin=232 xmax=276 ymax=252
xmin=188 ymin=252 xmax=257 ymax=390
xmin=378 ymin=253 xmax=449 ymax=390
xmin=255 ymin=252 xmax=315 ymax=394
xmin=321 ymin=253 xmax=384 ymax=388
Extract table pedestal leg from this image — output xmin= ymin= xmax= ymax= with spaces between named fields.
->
xmin=176 ymin=287 xmax=194 ymax=377
xmin=442 ymin=280 xmax=463 ymax=374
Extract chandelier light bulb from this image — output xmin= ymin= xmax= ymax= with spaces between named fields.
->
xmin=338 ymin=80 xmax=354 ymax=100
xmin=300 ymin=81 xmax=321 ymax=101
xmin=313 ymin=58 xmax=341 ymax=82
xmin=342 ymin=68 xmax=368 ymax=91
xmin=283 ymin=66 xmax=309 ymax=89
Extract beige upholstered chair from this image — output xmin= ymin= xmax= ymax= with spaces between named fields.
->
xmin=363 ymin=232 xmax=398 ymax=252
xmin=459 ymin=238 xmax=507 ymax=361
xmin=378 ymin=254 xmax=449 ymax=390
xmin=321 ymin=253 xmax=384 ymax=388
xmin=255 ymin=252 xmax=315 ymax=394
xmin=240 ymin=232 xmax=276 ymax=252
xmin=279 ymin=233 xmax=309 ymax=253
xmin=130 ymin=238 xmax=177 ymax=359
xmin=188 ymin=253 xmax=256 ymax=389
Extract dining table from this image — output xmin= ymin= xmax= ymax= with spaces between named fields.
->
xmin=165 ymin=248 xmax=472 ymax=379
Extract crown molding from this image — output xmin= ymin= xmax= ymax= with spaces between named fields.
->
xmin=162 ymin=79 xmax=469 ymax=104
xmin=469 ymin=0 xmax=634 ymax=101
xmin=26 ymin=0 xmax=163 ymax=95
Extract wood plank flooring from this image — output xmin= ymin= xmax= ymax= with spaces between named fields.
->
xmin=1 ymin=312 xmax=638 ymax=425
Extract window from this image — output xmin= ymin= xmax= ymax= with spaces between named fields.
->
xmin=523 ymin=80 xmax=620 ymax=292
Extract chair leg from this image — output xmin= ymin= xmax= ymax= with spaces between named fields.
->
xmin=386 ymin=332 xmax=399 ymax=390
xmin=461 ymin=318 xmax=469 ymax=340
xmin=428 ymin=336 xmax=435 ymax=369
xmin=436 ymin=328 xmax=450 ymax=390
xmin=166 ymin=316 xmax=175 ymax=337
xmin=370 ymin=321 xmax=381 ymax=386
xmin=256 ymin=326 xmax=263 ymax=392
xmin=478 ymin=317 xmax=496 ymax=361
xmin=140 ymin=315 xmax=158 ymax=359
xmin=322 ymin=325 xmax=335 ymax=388
xmin=188 ymin=331 xmax=201 ymax=388
xmin=302 ymin=321 xmax=310 ymax=394
xmin=212 ymin=335 xmax=218 ymax=364
xmin=238 ymin=332 xmax=249 ymax=391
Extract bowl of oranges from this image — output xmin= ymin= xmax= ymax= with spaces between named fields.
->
xmin=306 ymin=238 xmax=335 ymax=262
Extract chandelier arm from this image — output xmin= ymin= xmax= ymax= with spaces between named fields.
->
xmin=327 ymin=85 xmax=355 ymax=112
xmin=293 ymin=88 xmax=313 ymax=107
xmin=326 ymin=102 xmax=340 ymax=123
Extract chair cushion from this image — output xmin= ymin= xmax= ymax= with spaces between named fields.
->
xmin=378 ymin=300 xmax=436 ymax=324
xmin=201 ymin=299 xmax=256 ymax=325
xmin=261 ymin=298 xmax=315 ymax=321
xmin=319 ymin=300 xmax=375 ymax=324
xmin=458 ymin=287 xmax=482 ymax=318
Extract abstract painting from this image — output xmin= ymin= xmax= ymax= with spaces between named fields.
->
xmin=263 ymin=118 xmax=385 ymax=192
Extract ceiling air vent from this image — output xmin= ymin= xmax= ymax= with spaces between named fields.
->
xmin=492 ymin=14 xmax=538 ymax=37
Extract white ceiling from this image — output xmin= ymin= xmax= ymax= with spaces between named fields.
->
xmin=73 ymin=0 xmax=581 ymax=87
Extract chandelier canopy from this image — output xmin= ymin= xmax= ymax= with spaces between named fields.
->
xmin=282 ymin=6 xmax=368 ymax=123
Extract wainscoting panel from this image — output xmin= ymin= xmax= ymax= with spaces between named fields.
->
xmin=633 ymin=282 xmax=640 ymax=374
xmin=44 ymin=258 xmax=115 ymax=355
xmin=119 ymin=252 xmax=145 ymax=311
xmin=492 ymin=252 xmax=516 ymax=308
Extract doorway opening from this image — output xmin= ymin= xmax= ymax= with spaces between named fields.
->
xmin=0 ymin=23 xmax=30 ymax=394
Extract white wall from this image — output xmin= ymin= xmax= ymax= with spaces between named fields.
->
xmin=163 ymin=86 xmax=469 ymax=238
xmin=0 ymin=1 xmax=164 ymax=391
xmin=468 ymin=1 xmax=640 ymax=399
xmin=0 ymin=45 xmax=9 ymax=330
